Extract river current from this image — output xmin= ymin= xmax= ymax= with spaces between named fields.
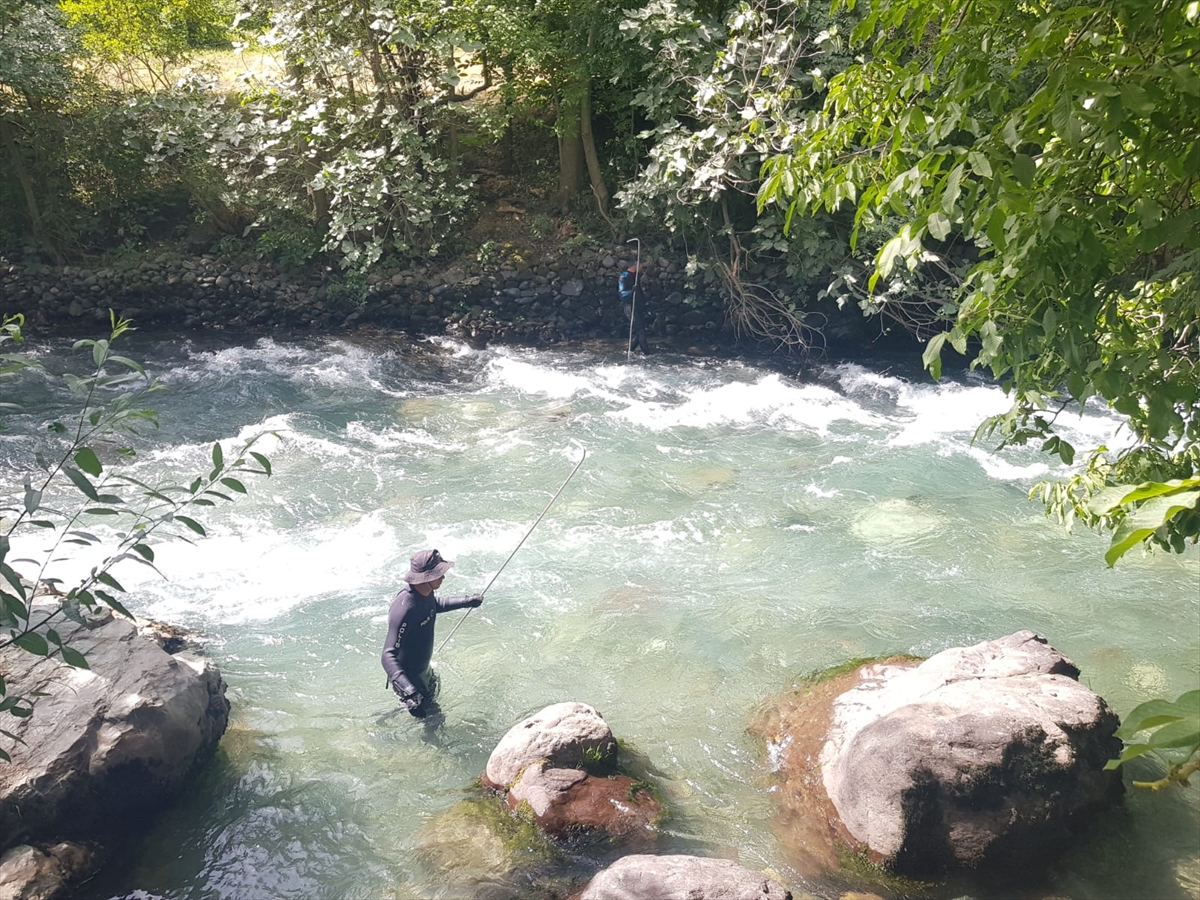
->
xmin=2 ymin=332 xmax=1197 ymax=899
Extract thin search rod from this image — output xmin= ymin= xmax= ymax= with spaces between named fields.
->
xmin=626 ymin=238 xmax=640 ymax=362
xmin=435 ymin=448 xmax=588 ymax=656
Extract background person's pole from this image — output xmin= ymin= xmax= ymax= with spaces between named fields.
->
xmin=626 ymin=238 xmax=640 ymax=361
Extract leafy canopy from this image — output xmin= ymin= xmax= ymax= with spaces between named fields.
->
xmin=759 ymin=0 xmax=1200 ymax=564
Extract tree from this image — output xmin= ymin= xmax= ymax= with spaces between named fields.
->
xmin=60 ymin=0 xmax=235 ymax=88
xmin=759 ymin=0 xmax=1200 ymax=564
xmin=616 ymin=0 xmax=857 ymax=349
xmin=0 ymin=313 xmax=272 ymax=762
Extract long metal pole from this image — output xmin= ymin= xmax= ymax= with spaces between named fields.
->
xmin=435 ymin=448 xmax=588 ymax=656
xmin=626 ymin=238 xmax=640 ymax=361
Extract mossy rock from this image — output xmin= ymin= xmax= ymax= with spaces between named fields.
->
xmin=793 ymin=654 xmax=925 ymax=693
xmin=416 ymin=794 xmax=557 ymax=878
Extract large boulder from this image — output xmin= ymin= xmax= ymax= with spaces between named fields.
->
xmin=484 ymin=702 xmax=616 ymax=790
xmin=0 ymin=601 xmax=230 ymax=850
xmin=483 ymin=703 xmax=663 ymax=846
xmin=578 ymin=854 xmax=792 ymax=900
xmin=757 ymin=631 xmax=1122 ymax=878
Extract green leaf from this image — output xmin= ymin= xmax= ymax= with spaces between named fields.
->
xmin=2 ymin=589 xmax=29 ymax=622
xmin=1012 ymin=153 xmax=1035 ymax=188
xmin=14 ymin=632 xmax=49 ymax=656
xmin=928 ymin=211 xmax=951 ymax=241
xmin=132 ymin=544 xmax=155 ymax=562
xmin=250 ymin=452 xmax=272 ymax=476
xmin=174 ymin=515 xmax=206 ymax=536
xmin=23 ymin=486 xmax=42 ymax=515
xmin=1118 ymin=691 xmax=1200 ymax=739
xmin=91 ymin=339 xmax=109 ymax=370
xmin=967 ymin=151 xmax=992 ymax=178
xmin=1104 ymin=742 xmax=1155 ymax=769
xmin=95 ymin=589 xmax=133 ymax=620
xmin=220 ymin=477 xmax=247 ymax=494
xmin=74 ymin=447 xmax=103 ymax=477
xmin=1089 ymin=479 xmax=1200 ymax=516
xmin=63 ymin=467 xmax=99 ymax=502
xmin=1 ymin=563 xmax=27 ymax=601
xmin=1103 ymin=492 xmax=1199 ymax=567
xmin=1143 ymin=719 xmax=1200 ymax=749
xmin=211 ymin=442 xmax=224 ymax=471
xmin=922 ymin=333 xmax=947 ymax=380
xmin=61 ymin=646 xmax=89 ymax=669
xmin=95 ymin=571 xmax=126 ymax=593
xmin=105 ymin=355 xmax=145 ymax=375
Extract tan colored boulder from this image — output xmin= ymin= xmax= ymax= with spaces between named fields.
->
xmin=0 ymin=843 xmax=98 ymax=900
xmin=756 ymin=632 xmax=1122 ymax=877
xmin=483 ymin=702 xmax=616 ymax=790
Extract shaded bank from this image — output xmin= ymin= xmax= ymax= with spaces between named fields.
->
xmin=0 ymin=242 xmax=889 ymax=357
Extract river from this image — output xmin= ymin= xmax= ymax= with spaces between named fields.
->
xmin=2 ymin=331 xmax=1197 ymax=899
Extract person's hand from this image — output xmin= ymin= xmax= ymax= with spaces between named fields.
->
xmin=402 ymin=691 xmax=425 ymax=713
xmin=466 ymin=593 xmax=484 ymax=608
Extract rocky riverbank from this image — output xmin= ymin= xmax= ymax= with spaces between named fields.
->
xmin=0 ymin=241 xmax=876 ymax=354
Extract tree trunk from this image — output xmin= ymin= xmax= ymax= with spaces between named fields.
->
xmin=557 ymin=100 xmax=584 ymax=210
xmin=579 ymin=78 xmax=609 ymax=215
xmin=580 ymin=24 xmax=610 ymax=215
xmin=0 ymin=115 xmax=62 ymax=262
xmin=286 ymin=61 xmax=331 ymax=224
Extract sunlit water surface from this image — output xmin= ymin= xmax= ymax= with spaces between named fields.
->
xmin=2 ymin=333 xmax=1197 ymax=900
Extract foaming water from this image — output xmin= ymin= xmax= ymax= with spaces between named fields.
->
xmin=2 ymin=334 xmax=1197 ymax=900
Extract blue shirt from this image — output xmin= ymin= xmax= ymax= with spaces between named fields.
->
xmin=618 ymin=269 xmax=637 ymax=300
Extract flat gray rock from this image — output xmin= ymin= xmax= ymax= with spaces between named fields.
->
xmin=579 ymin=854 xmax=792 ymax=900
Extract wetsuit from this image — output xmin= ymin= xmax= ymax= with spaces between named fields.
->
xmin=618 ymin=268 xmax=651 ymax=354
xmin=380 ymin=585 xmax=478 ymax=718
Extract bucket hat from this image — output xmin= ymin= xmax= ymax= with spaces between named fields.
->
xmin=405 ymin=548 xmax=454 ymax=584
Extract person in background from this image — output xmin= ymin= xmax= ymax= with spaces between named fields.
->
xmin=618 ymin=262 xmax=652 ymax=354
xmin=381 ymin=549 xmax=482 ymax=728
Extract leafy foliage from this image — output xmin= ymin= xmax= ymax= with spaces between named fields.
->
xmin=759 ymin=0 xmax=1200 ymax=563
xmin=1106 ymin=690 xmax=1200 ymax=790
xmin=0 ymin=313 xmax=272 ymax=763
xmin=614 ymin=0 xmax=858 ymax=348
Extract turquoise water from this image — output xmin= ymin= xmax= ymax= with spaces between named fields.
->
xmin=2 ymin=333 xmax=1197 ymax=899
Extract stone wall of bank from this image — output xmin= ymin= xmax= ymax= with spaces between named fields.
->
xmin=1 ymin=243 xmax=743 ymax=348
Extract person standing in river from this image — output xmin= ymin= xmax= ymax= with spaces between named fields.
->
xmin=381 ymin=549 xmax=482 ymax=728
xmin=618 ymin=262 xmax=652 ymax=354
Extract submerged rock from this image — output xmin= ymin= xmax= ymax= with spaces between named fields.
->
xmin=756 ymin=631 xmax=1123 ymax=879
xmin=578 ymin=854 xmax=792 ymax=899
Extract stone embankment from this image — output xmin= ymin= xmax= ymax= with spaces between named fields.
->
xmin=0 ymin=244 xmax=740 ymax=348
